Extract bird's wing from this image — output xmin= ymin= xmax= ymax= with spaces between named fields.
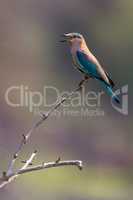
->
xmin=76 ymin=50 xmax=115 ymax=88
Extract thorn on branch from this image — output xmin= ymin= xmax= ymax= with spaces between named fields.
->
xmin=40 ymin=112 xmax=48 ymax=120
xmin=13 ymin=154 xmax=18 ymax=159
xmin=34 ymin=150 xmax=37 ymax=154
xmin=55 ymin=157 xmax=61 ymax=163
xmin=2 ymin=172 xmax=6 ymax=177
xmin=22 ymin=134 xmax=27 ymax=144
xmin=61 ymin=97 xmax=67 ymax=103
xmin=21 ymin=160 xmax=27 ymax=164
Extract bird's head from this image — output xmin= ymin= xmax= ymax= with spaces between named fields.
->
xmin=60 ymin=33 xmax=84 ymax=46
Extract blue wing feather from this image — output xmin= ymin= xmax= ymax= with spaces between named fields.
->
xmin=76 ymin=51 xmax=119 ymax=103
xmin=76 ymin=51 xmax=114 ymax=87
xmin=76 ymin=51 xmax=99 ymax=78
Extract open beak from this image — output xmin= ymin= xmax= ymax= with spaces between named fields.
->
xmin=60 ymin=34 xmax=68 ymax=43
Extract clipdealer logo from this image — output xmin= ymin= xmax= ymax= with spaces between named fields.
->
xmin=111 ymin=85 xmax=128 ymax=115
xmin=5 ymin=85 xmax=128 ymax=116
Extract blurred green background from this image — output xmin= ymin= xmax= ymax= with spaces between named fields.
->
xmin=0 ymin=0 xmax=132 ymax=199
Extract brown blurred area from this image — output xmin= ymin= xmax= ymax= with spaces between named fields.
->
xmin=0 ymin=0 xmax=132 ymax=200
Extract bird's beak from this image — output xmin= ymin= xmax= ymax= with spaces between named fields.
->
xmin=60 ymin=34 xmax=69 ymax=43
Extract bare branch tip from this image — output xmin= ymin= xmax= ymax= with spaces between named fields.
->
xmin=77 ymin=161 xmax=83 ymax=171
xmin=34 ymin=150 xmax=37 ymax=154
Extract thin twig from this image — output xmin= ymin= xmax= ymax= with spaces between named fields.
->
xmin=20 ymin=150 xmax=37 ymax=170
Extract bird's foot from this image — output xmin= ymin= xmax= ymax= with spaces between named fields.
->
xmin=78 ymin=76 xmax=89 ymax=88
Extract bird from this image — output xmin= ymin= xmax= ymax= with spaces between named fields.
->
xmin=60 ymin=32 xmax=120 ymax=104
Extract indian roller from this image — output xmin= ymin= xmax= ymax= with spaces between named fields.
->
xmin=61 ymin=32 xmax=120 ymax=104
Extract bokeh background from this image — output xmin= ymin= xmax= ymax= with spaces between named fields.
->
xmin=0 ymin=0 xmax=132 ymax=199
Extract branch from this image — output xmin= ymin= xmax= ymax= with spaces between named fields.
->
xmin=0 ymin=159 xmax=83 ymax=189
xmin=18 ymin=160 xmax=83 ymax=175
xmin=0 ymin=80 xmax=86 ymax=189
xmin=7 ymin=80 xmax=86 ymax=175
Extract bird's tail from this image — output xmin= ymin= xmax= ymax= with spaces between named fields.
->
xmin=102 ymin=84 xmax=120 ymax=104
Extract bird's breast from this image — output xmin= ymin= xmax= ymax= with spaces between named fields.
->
xmin=71 ymin=53 xmax=85 ymax=74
